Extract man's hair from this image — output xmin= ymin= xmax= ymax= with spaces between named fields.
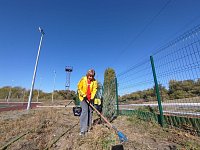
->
xmin=86 ymin=69 xmax=95 ymax=77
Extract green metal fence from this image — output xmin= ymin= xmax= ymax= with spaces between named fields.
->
xmin=116 ymin=25 xmax=200 ymax=135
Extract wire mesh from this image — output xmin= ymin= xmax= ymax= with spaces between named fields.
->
xmin=152 ymin=25 xmax=200 ymax=118
xmin=116 ymin=24 xmax=200 ymax=134
xmin=117 ymin=59 xmax=158 ymax=114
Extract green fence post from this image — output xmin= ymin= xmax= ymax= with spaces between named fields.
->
xmin=115 ymin=77 xmax=119 ymax=115
xmin=150 ymin=56 xmax=164 ymax=127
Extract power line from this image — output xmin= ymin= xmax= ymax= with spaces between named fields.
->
xmin=117 ymin=19 xmax=200 ymax=78
xmin=115 ymin=0 xmax=172 ymax=62
xmin=116 ymin=1 xmax=200 ymax=78
xmin=152 ymin=23 xmax=200 ymax=56
xmin=151 ymin=14 xmax=200 ymax=55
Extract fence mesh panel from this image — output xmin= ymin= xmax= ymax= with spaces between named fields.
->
xmin=116 ymin=24 xmax=200 ymax=134
xmin=117 ymin=59 xmax=158 ymax=115
xmin=152 ymin=25 xmax=200 ymax=118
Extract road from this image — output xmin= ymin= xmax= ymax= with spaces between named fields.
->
xmin=119 ymin=102 xmax=200 ymax=117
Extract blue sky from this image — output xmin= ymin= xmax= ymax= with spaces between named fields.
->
xmin=0 ymin=0 xmax=200 ymax=93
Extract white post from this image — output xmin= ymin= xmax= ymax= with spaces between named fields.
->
xmin=37 ymin=77 xmax=42 ymax=102
xmin=7 ymin=87 xmax=11 ymax=102
xmin=7 ymin=79 xmax=14 ymax=102
xmin=22 ymin=90 xmax=25 ymax=102
xmin=52 ymin=70 xmax=56 ymax=103
xmin=37 ymin=89 xmax=40 ymax=102
xmin=27 ymin=27 xmax=45 ymax=110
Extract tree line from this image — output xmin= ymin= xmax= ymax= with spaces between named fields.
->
xmin=0 ymin=86 xmax=76 ymax=102
xmin=1 ymin=78 xmax=199 ymax=104
xmin=119 ymin=79 xmax=200 ymax=103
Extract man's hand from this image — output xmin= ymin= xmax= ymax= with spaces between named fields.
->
xmin=83 ymin=96 xmax=87 ymax=101
xmin=89 ymin=99 xmax=94 ymax=104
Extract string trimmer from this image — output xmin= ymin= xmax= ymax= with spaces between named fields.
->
xmin=86 ymin=100 xmax=128 ymax=143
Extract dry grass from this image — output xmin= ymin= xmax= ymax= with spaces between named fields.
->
xmin=0 ymin=100 xmax=200 ymax=150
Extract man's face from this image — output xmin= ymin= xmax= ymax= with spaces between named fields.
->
xmin=88 ymin=74 xmax=94 ymax=81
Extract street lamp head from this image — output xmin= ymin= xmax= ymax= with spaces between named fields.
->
xmin=39 ymin=27 xmax=45 ymax=35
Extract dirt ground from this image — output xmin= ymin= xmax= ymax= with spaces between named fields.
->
xmin=0 ymin=100 xmax=200 ymax=150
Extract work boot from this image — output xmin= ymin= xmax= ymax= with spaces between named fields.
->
xmin=79 ymin=131 xmax=85 ymax=136
xmin=87 ymin=126 xmax=93 ymax=133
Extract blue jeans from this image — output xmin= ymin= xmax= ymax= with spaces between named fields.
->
xmin=80 ymin=100 xmax=93 ymax=132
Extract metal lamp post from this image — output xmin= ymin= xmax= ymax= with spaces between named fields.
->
xmin=27 ymin=27 xmax=45 ymax=110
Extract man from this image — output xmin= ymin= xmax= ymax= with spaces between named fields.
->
xmin=77 ymin=69 xmax=98 ymax=136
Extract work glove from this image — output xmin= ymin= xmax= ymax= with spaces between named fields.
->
xmin=83 ymin=96 xmax=87 ymax=101
xmin=85 ymin=98 xmax=93 ymax=104
xmin=89 ymin=99 xmax=94 ymax=104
